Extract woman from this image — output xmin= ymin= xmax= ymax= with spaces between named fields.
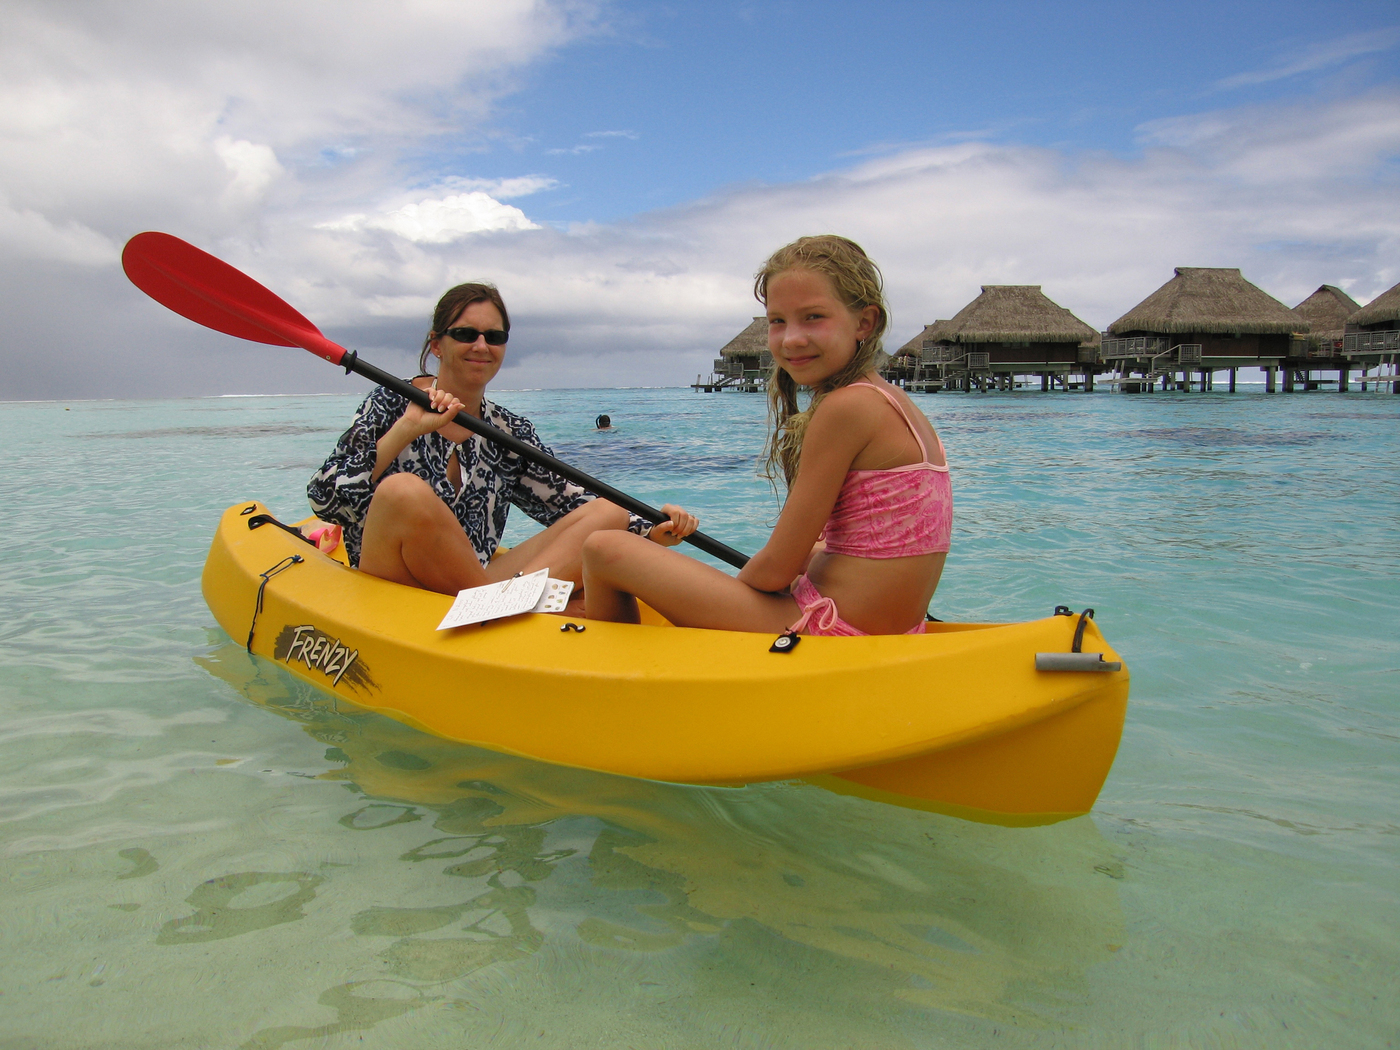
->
xmin=309 ymin=282 xmax=694 ymax=596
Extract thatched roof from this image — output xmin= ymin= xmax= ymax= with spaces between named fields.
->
xmin=932 ymin=286 xmax=1097 ymax=345
xmin=719 ymin=316 xmax=767 ymax=359
xmin=894 ymin=322 xmax=947 ymax=357
xmin=1108 ymin=268 xmax=1304 ymax=335
xmin=1350 ymin=280 xmax=1400 ymax=327
xmin=1293 ymin=285 xmax=1361 ymax=340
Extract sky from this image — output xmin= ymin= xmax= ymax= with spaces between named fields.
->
xmin=1 ymin=0 xmax=1398 ymax=399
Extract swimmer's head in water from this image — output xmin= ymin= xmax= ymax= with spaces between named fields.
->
xmin=595 ymin=414 xmax=612 ymax=430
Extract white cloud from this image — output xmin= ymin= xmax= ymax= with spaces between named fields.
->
xmin=439 ymin=175 xmax=561 ymax=199
xmin=213 ymin=136 xmax=284 ymax=205
xmin=1217 ymin=28 xmax=1400 ymax=89
xmin=0 ymin=0 xmax=599 ymax=255
xmin=1137 ymin=92 xmax=1400 ymax=184
xmin=0 ymin=0 xmax=601 ymax=147
xmin=321 ymin=191 xmax=541 ymax=242
xmin=544 ymin=129 xmax=639 ymax=154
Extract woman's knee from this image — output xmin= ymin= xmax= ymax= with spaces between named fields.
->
xmin=369 ymin=473 xmax=442 ymax=525
xmin=374 ymin=471 xmax=434 ymax=499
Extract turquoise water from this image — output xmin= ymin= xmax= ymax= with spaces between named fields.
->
xmin=1 ymin=386 xmax=1396 ymax=1048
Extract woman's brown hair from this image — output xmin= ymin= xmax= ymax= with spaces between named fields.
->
xmin=754 ymin=235 xmax=889 ymax=487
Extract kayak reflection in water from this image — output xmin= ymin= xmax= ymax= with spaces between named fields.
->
xmin=308 ymin=283 xmax=696 ymax=599
xmin=583 ymin=236 xmax=950 ymax=636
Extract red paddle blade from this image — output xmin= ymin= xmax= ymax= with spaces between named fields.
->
xmin=122 ymin=232 xmax=347 ymax=366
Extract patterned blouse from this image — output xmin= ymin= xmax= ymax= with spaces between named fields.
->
xmin=308 ymin=384 xmax=651 ymax=567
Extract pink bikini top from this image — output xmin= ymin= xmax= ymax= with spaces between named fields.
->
xmin=819 ymin=382 xmax=952 ymax=558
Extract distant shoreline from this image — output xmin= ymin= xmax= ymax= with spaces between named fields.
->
xmin=10 ymin=381 xmax=1386 ymax=406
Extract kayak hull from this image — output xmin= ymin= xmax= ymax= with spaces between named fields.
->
xmin=202 ymin=502 xmax=1129 ymax=825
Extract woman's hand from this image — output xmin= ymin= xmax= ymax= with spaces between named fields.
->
xmin=647 ymin=504 xmax=698 ymax=547
xmin=400 ymin=384 xmax=465 ymax=440
xmin=372 ymin=384 xmax=466 ymax=482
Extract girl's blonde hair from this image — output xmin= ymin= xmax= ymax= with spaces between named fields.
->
xmin=754 ymin=235 xmax=888 ymax=487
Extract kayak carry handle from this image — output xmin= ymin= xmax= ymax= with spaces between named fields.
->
xmin=1035 ymin=652 xmax=1122 ymax=672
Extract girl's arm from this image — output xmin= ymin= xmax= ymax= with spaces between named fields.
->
xmin=737 ymin=388 xmax=879 ymax=592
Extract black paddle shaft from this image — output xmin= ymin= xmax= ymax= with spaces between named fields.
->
xmin=345 ymin=353 xmax=752 ymax=570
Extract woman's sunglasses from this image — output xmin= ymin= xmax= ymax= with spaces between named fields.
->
xmin=440 ymin=326 xmax=509 ymax=346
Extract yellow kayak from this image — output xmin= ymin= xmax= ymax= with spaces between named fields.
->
xmin=202 ymin=501 xmax=1129 ymax=826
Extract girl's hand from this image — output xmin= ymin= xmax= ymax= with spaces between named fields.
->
xmin=647 ymin=504 xmax=698 ymax=547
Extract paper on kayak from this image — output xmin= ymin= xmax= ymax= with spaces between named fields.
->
xmin=436 ymin=568 xmax=574 ymax=630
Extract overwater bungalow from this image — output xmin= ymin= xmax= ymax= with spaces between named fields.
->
xmin=1347 ymin=279 xmax=1400 ymax=336
xmin=697 ymin=316 xmax=769 ymax=391
xmin=884 ymin=322 xmax=950 ymax=391
xmin=1293 ymin=285 xmax=1361 ymax=354
xmin=919 ymin=286 xmax=1100 ymax=392
xmin=1102 ymin=267 xmax=1303 ymax=392
xmin=1344 ymin=280 xmax=1400 ymax=391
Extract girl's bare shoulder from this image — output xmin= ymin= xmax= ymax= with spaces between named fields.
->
xmin=821 ymin=381 xmax=942 ymax=467
xmin=814 ymin=382 xmax=891 ymax=421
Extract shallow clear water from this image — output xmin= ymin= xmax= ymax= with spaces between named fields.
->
xmin=1 ymin=386 xmax=1396 ymax=1048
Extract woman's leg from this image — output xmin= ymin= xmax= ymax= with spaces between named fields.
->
xmin=358 ymin=473 xmax=490 ymax=594
xmin=583 ymin=531 xmax=799 ymax=631
xmin=486 ymin=498 xmax=629 ymax=585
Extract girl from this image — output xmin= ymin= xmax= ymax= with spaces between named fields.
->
xmin=308 ymin=282 xmax=695 ymax=597
xmin=582 ymin=235 xmax=950 ymax=635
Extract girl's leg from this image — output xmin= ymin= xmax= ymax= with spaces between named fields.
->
xmin=486 ymin=498 xmax=629 ymax=585
xmin=583 ymin=531 xmax=799 ymax=631
xmin=358 ymin=473 xmax=490 ymax=594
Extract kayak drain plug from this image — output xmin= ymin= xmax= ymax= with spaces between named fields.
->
xmin=769 ymin=630 xmax=800 ymax=654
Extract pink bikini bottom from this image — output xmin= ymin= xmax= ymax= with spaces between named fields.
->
xmin=788 ymin=575 xmax=927 ymax=637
